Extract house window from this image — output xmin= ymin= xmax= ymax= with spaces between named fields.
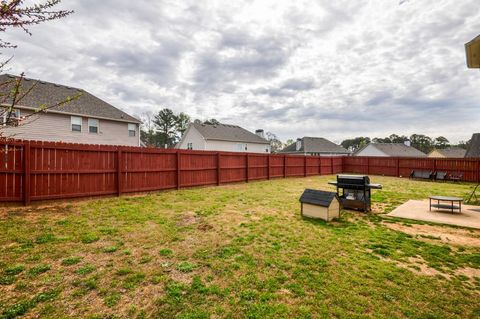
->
xmin=3 ymin=109 xmax=20 ymax=126
xmin=88 ymin=118 xmax=99 ymax=134
xmin=128 ymin=123 xmax=136 ymax=137
xmin=236 ymin=143 xmax=247 ymax=151
xmin=71 ymin=116 xmax=82 ymax=132
xmin=187 ymin=142 xmax=193 ymax=150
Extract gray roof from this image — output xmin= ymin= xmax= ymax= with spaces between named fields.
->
xmin=299 ymin=189 xmax=338 ymax=207
xmin=191 ymin=122 xmax=269 ymax=144
xmin=466 ymin=133 xmax=480 ymax=158
xmin=0 ymin=74 xmax=140 ymax=123
xmin=357 ymin=143 xmax=426 ymax=157
xmin=430 ymin=147 xmax=467 ymax=158
xmin=279 ymin=137 xmax=351 ymax=154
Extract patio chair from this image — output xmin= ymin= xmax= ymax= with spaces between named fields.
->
xmin=410 ymin=169 xmax=433 ymax=180
xmin=434 ymin=171 xmax=448 ymax=181
xmin=448 ymin=172 xmax=463 ymax=182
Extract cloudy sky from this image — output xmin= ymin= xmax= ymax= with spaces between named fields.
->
xmin=3 ymin=0 xmax=480 ymax=143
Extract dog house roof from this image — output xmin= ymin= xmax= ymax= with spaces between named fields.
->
xmin=299 ymin=189 xmax=338 ymax=207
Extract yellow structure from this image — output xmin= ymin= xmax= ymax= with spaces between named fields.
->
xmin=427 ymin=147 xmax=466 ymax=158
xmin=465 ymin=34 xmax=480 ymax=68
xmin=428 ymin=149 xmax=446 ymax=158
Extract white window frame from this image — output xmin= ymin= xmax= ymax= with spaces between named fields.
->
xmin=3 ymin=109 xmax=20 ymax=126
xmin=88 ymin=118 xmax=99 ymax=134
xmin=71 ymin=116 xmax=82 ymax=132
xmin=187 ymin=142 xmax=193 ymax=150
xmin=128 ymin=123 xmax=136 ymax=137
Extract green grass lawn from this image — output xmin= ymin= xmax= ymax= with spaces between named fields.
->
xmin=0 ymin=175 xmax=479 ymax=318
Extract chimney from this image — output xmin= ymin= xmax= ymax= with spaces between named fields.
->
xmin=296 ymin=138 xmax=302 ymax=151
xmin=404 ymin=140 xmax=411 ymax=147
xmin=255 ymin=129 xmax=265 ymax=139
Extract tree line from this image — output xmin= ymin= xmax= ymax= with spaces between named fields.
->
xmin=141 ymin=109 xmax=472 ymax=154
xmin=341 ymin=134 xmax=471 ymax=154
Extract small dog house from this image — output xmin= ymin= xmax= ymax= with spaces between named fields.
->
xmin=299 ymin=189 xmax=340 ymax=221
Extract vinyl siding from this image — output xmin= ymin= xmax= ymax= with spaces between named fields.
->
xmin=2 ymin=110 xmax=140 ymax=146
xmin=178 ymin=126 xmax=271 ymax=153
xmin=177 ymin=126 xmax=206 ymax=150
xmin=205 ymin=140 xmax=270 ymax=153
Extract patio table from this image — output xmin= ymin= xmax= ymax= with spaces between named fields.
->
xmin=429 ymin=196 xmax=463 ymax=213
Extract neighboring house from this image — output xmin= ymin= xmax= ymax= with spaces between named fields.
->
xmin=176 ymin=122 xmax=271 ymax=153
xmin=279 ymin=137 xmax=351 ymax=156
xmin=0 ymin=74 xmax=141 ymax=146
xmin=465 ymin=133 xmax=480 ymax=158
xmin=354 ymin=142 xmax=426 ymax=157
xmin=428 ymin=147 xmax=467 ymax=158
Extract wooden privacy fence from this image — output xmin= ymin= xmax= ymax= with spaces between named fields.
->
xmin=0 ymin=140 xmax=343 ymax=205
xmin=343 ymin=156 xmax=480 ymax=182
xmin=1 ymin=140 xmax=479 ymax=205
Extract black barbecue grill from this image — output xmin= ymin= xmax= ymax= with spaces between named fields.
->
xmin=328 ymin=175 xmax=382 ymax=212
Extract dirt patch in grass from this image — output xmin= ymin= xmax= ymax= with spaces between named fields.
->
xmin=383 ymin=255 xmax=448 ymax=278
xmin=197 ymin=223 xmax=214 ymax=231
xmin=372 ymin=202 xmax=390 ymax=214
xmin=177 ymin=211 xmax=201 ymax=227
xmin=0 ymin=204 xmax=78 ymax=220
xmin=383 ymin=221 xmax=480 ymax=247
xmin=455 ymin=267 xmax=480 ymax=280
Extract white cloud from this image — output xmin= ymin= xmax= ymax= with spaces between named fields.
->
xmin=2 ymin=0 xmax=479 ymax=143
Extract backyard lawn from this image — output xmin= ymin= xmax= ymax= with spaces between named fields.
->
xmin=0 ymin=175 xmax=479 ymax=318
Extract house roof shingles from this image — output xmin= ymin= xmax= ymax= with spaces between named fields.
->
xmin=358 ymin=143 xmax=426 ymax=157
xmin=280 ymin=137 xmax=350 ymax=154
xmin=192 ymin=122 xmax=269 ymax=144
xmin=0 ymin=74 xmax=140 ymax=123
xmin=431 ymin=147 xmax=467 ymax=158
xmin=466 ymin=133 xmax=480 ymax=158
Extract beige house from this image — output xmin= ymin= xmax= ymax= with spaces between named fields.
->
xmin=279 ymin=137 xmax=350 ymax=156
xmin=428 ymin=147 xmax=466 ymax=158
xmin=354 ymin=142 xmax=426 ymax=157
xmin=177 ymin=122 xmax=270 ymax=153
xmin=0 ymin=74 xmax=141 ymax=146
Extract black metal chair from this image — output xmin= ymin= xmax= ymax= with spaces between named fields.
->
xmin=410 ymin=169 xmax=433 ymax=180
xmin=434 ymin=171 xmax=447 ymax=181
xmin=448 ymin=172 xmax=463 ymax=182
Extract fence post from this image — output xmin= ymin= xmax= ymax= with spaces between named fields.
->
xmin=330 ymin=157 xmax=334 ymax=174
xmin=267 ymin=154 xmax=270 ymax=180
xmin=433 ymin=158 xmax=437 ymax=173
xmin=176 ymin=151 xmax=181 ymax=189
xmin=283 ymin=155 xmax=287 ymax=178
xmin=396 ymin=157 xmax=400 ymax=177
xmin=117 ymin=148 xmax=122 ymax=196
xmin=246 ymin=153 xmax=249 ymax=183
xmin=304 ymin=156 xmax=307 ymax=177
xmin=367 ymin=157 xmax=370 ymax=175
xmin=217 ymin=152 xmax=221 ymax=185
xmin=477 ymin=159 xmax=480 ymax=183
xmin=319 ymin=157 xmax=322 ymax=175
xmin=23 ymin=143 xmax=31 ymax=206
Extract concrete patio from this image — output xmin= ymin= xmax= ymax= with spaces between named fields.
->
xmin=387 ymin=200 xmax=480 ymax=229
